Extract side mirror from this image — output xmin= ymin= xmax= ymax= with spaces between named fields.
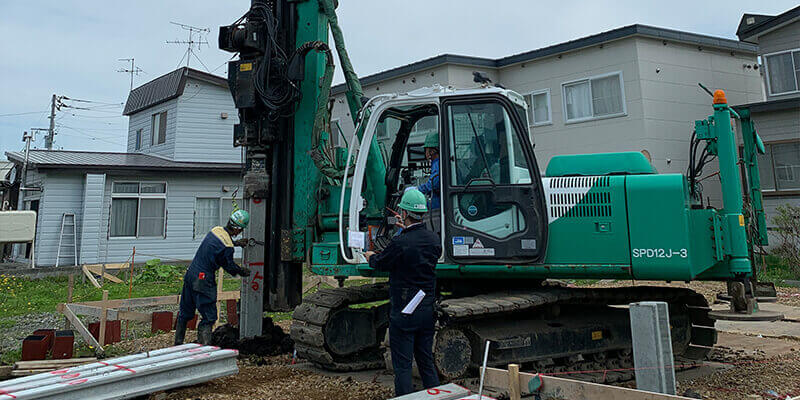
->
xmin=755 ymin=133 xmax=766 ymax=155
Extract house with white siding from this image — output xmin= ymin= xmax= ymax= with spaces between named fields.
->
xmin=5 ymin=67 xmax=243 ymax=267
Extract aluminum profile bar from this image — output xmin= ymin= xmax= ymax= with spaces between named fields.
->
xmin=0 ymin=344 xmax=239 ymax=400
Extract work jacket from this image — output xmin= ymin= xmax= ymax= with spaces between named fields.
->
xmin=417 ymin=157 xmax=440 ymax=210
xmin=185 ymin=226 xmax=246 ymax=297
xmin=369 ymin=223 xmax=441 ymax=312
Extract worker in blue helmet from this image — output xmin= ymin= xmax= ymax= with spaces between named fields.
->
xmin=175 ymin=209 xmax=252 ymax=345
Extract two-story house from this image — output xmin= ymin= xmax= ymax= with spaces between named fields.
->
xmin=734 ymin=6 xmax=800 ymax=236
xmin=330 ymin=24 xmax=764 ymax=208
xmin=5 ymin=67 xmax=243 ymax=267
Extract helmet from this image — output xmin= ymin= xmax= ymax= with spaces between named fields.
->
xmin=229 ymin=209 xmax=250 ymax=229
xmin=423 ymin=132 xmax=439 ymax=148
xmin=398 ymin=188 xmax=428 ymax=213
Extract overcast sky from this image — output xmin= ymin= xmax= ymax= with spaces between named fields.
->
xmin=0 ymin=1 xmax=795 ymax=155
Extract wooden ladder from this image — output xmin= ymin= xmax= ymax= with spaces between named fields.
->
xmin=56 ymin=213 xmax=78 ymax=267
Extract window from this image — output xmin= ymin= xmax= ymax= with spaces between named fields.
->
xmin=756 ymin=141 xmax=800 ymax=192
xmin=765 ymin=49 xmax=800 ymax=96
xmin=449 ymin=102 xmax=532 ymax=186
xmin=562 ymin=72 xmax=625 ymax=123
xmin=151 ymin=111 xmax=167 ymax=145
xmin=135 ymin=129 xmax=143 ymax=150
xmin=194 ymin=198 xmax=220 ymax=238
xmin=110 ymin=182 xmax=167 ymax=238
xmin=524 ymin=89 xmax=551 ymax=126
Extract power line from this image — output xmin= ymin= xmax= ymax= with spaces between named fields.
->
xmin=0 ymin=110 xmax=49 ymax=117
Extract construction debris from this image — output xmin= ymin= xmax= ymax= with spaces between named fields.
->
xmin=211 ymin=317 xmax=294 ymax=357
xmin=0 ymin=344 xmax=238 ymax=400
xmin=11 ymin=358 xmax=97 ymax=377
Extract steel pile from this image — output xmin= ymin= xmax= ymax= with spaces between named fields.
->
xmin=0 ymin=344 xmax=238 ymax=399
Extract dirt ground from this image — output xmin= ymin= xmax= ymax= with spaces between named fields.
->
xmin=131 ymin=283 xmax=800 ymax=400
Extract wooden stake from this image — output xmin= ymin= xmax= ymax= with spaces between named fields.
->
xmin=508 ymin=364 xmax=521 ymax=400
xmin=64 ymin=274 xmax=74 ymax=330
xmin=127 ymin=247 xmax=135 ymax=339
xmin=82 ymin=265 xmax=101 ymax=289
xmin=99 ymin=290 xmax=108 ymax=346
xmin=215 ymin=270 xmax=224 ymax=328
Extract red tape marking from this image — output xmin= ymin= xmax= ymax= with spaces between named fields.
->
xmin=49 ymin=369 xmax=69 ymax=375
xmin=427 ymin=388 xmax=453 ymax=395
xmin=65 ymin=378 xmax=88 ymax=386
xmin=0 ymin=390 xmax=17 ymax=399
xmin=248 ymin=262 xmax=264 ymax=266
xmin=60 ymin=373 xmax=80 ymax=380
xmin=190 ymin=353 xmax=211 ymax=360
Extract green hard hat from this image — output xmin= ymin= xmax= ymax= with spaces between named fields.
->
xmin=423 ymin=131 xmax=439 ymax=148
xmin=229 ymin=209 xmax=250 ymax=229
xmin=398 ymin=188 xmax=428 ymax=213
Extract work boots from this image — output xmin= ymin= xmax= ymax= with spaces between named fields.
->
xmin=174 ymin=319 xmax=188 ymax=346
xmin=197 ymin=324 xmax=213 ymax=345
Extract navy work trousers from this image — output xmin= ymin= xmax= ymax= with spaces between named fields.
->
xmin=389 ymin=303 xmax=440 ymax=396
xmin=178 ymin=271 xmax=217 ymax=329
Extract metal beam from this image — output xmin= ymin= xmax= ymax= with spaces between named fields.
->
xmin=0 ymin=345 xmax=238 ymax=400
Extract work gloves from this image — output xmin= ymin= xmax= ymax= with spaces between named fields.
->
xmin=234 ymin=238 xmax=248 ymax=248
xmin=238 ymin=267 xmax=252 ymax=277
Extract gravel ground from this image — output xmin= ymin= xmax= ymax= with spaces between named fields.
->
xmin=678 ymin=352 xmax=800 ymax=399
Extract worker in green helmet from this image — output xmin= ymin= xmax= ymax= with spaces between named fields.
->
xmin=365 ymin=189 xmax=441 ymax=396
xmin=175 ymin=209 xmax=252 ymax=346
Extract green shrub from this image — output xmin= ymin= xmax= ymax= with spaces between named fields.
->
xmin=132 ymin=259 xmax=184 ymax=283
xmin=772 ymin=204 xmax=800 ymax=272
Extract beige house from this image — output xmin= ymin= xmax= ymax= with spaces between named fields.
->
xmin=331 ymin=24 xmax=763 ymax=207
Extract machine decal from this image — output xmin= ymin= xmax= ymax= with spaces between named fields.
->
xmin=467 ymin=205 xmax=478 ymax=216
xmin=453 ymin=244 xmax=469 ymax=256
xmin=632 ymin=248 xmax=688 ymax=258
xmin=521 ymin=239 xmax=537 ymax=250
xmin=452 ymin=237 xmax=465 ymax=245
xmin=472 ymin=239 xmax=484 ymax=248
xmin=468 ymin=239 xmax=495 ymax=256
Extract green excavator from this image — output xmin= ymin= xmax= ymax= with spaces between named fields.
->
xmin=218 ymin=0 xmax=777 ymax=382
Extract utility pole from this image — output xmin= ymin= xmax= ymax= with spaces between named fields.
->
xmin=21 ymin=131 xmax=33 ymax=190
xmin=46 ymin=94 xmax=56 ymax=150
xmin=117 ymin=58 xmax=144 ymax=91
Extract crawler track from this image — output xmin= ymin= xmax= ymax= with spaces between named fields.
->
xmin=291 ymin=284 xmax=716 ymax=383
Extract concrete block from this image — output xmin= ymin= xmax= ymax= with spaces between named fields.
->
xmin=21 ymin=335 xmax=48 ymax=361
xmin=151 ymin=311 xmax=173 ymax=334
xmin=52 ymin=330 xmax=74 ymax=359
xmin=226 ymin=300 xmax=239 ymax=326
xmin=389 ymin=383 xmax=471 ymax=400
xmin=630 ymin=301 xmax=676 ymax=395
xmin=32 ymin=329 xmax=55 ymax=352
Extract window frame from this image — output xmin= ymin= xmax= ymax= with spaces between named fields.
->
xmin=135 ymin=129 xmax=143 ymax=150
xmin=561 ymin=71 xmax=627 ymax=124
xmin=742 ymin=139 xmax=800 ymax=196
xmin=193 ymin=197 xmax=221 ymax=239
xmin=525 ymin=88 xmax=552 ymax=126
xmin=110 ymin=181 xmax=168 ymax=239
xmin=151 ymin=111 xmax=167 ymax=146
xmin=764 ymin=48 xmax=800 ymax=97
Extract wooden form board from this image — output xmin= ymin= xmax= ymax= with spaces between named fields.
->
xmin=482 ymin=367 xmax=692 ymax=400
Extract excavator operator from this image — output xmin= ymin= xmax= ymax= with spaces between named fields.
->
xmin=174 ymin=210 xmax=252 ymax=346
xmin=417 ymin=132 xmax=441 ymax=235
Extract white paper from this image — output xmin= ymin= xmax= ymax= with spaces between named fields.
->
xmin=401 ymin=290 xmax=426 ymax=315
xmin=348 ymin=230 xmax=365 ymax=249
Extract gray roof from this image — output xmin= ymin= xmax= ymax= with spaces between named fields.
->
xmin=737 ymin=6 xmax=800 ymax=43
xmin=332 ymin=24 xmax=757 ymax=95
xmin=5 ymin=150 xmax=241 ymax=172
xmin=123 ymin=67 xmax=229 ymax=116
xmin=0 ymin=161 xmax=13 ymax=184
xmin=733 ymin=97 xmax=800 ymax=114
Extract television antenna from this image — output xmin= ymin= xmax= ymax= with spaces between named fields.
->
xmin=166 ymin=21 xmax=211 ymax=70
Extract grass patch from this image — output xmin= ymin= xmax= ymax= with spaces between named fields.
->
xmin=756 ymin=255 xmax=798 ymax=286
xmin=0 ymin=271 xmax=241 ymax=319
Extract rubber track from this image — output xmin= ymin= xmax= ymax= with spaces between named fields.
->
xmin=440 ymin=285 xmax=716 ymax=383
xmin=291 ymin=282 xmax=390 ymax=371
xmin=291 ymin=284 xmax=716 ymax=377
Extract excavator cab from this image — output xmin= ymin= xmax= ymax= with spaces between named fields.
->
xmin=341 ymin=86 xmax=548 ymax=265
